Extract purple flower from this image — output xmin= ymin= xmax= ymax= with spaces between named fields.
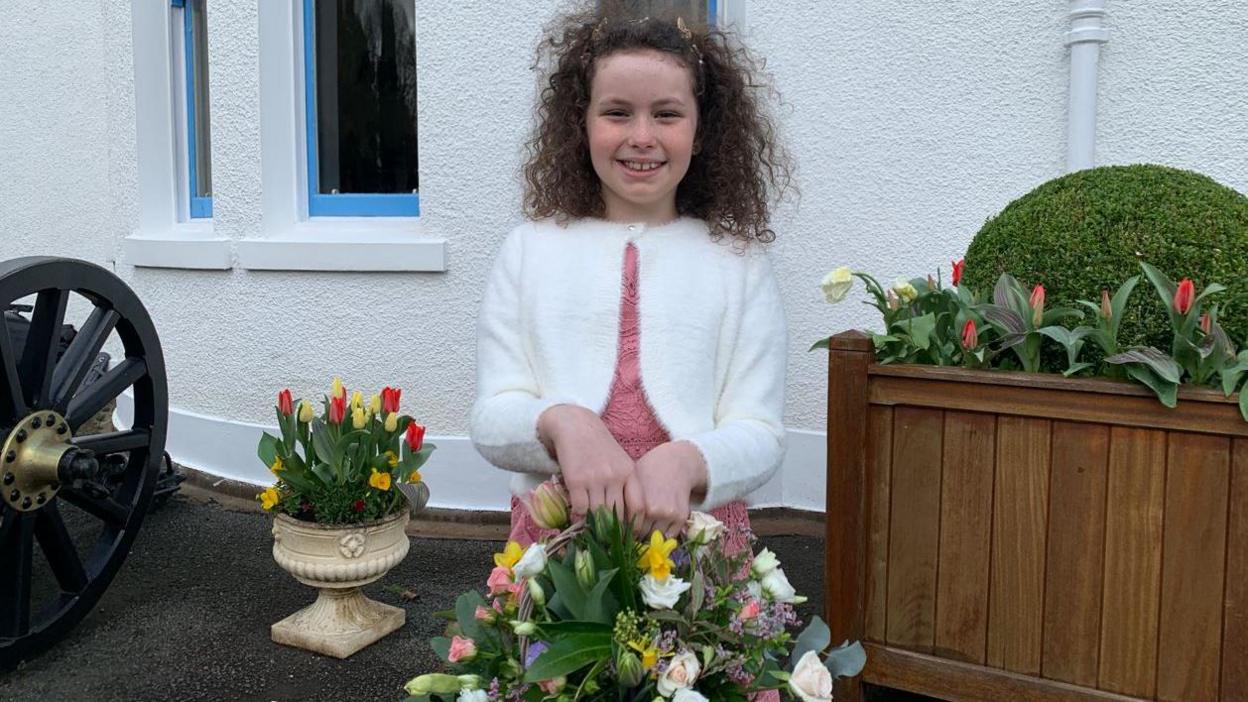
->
xmin=524 ymin=640 xmax=549 ymax=670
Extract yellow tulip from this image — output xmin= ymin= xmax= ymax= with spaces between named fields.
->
xmin=384 ymin=412 xmax=398 ymax=432
xmin=493 ymin=541 xmax=524 ymax=571
xmin=259 ymin=487 xmax=280 ymax=511
xmin=369 ymin=468 xmax=392 ymax=491
xmin=297 ymin=400 xmax=315 ymax=423
xmin=331 ymin=376 xmax=345 ymax=399
xmin=352 ymin=407 xmax=367 ymax=429
xmin=369 ymin=394 xmax=382 ymax=414
xmin=350 ymin=390 xmax=364 ymax=411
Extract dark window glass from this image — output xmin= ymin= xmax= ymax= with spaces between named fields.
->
xmin=188 ymin=0 xmax=212 ymax=203
xmin=313 ymin=0 xmax=418 ymax=195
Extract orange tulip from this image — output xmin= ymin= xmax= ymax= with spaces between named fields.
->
xmin=1173 ymin=278 xmax=1195 ymax=314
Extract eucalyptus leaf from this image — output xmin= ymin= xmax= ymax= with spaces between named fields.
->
xmin=788 ymin=615 xmax=831 ymax=669
xmin=823 ymin=640 xmax=868 ymax=679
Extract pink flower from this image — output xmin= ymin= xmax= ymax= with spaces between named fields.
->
xmin=447 ymin=635 xmax=477 ymax=663
xmin=491 ymin=599 xmax=505 ymax=615
xmin=739 ymin=600 xmax=761 ymax=621
xmin=487 ymin=566 xmax=513 ymax=596
xmin=474 ymin=605 xmax=494 ymax=622
xmin=538 ymin=677 xmax=566 ymax=695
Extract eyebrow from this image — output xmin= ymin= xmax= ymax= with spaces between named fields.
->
xmin=597 ymin=97 xmax=688 ymax=108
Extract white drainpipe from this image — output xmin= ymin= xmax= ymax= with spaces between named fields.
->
xmin=1065 ymin=0 xmax=1110 ymax=172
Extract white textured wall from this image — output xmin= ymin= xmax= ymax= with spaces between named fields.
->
xmin=3 ymin=1 xmax=1247 ymax=510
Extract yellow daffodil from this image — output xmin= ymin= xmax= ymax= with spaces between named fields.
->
xmin=370 ymin=393 xmax=382 ymax=414
xmin=627 ymin=639 xmax=660 ymax=670
xmin=385 ymin=450 xmax=400 ymax=468
xmin=384 ymin=412 xmax=399 ymax=432
xmin=269 ymin=456 xmax=283 ymax=475
xmin=352 ymin=407 xmax=367 ymax=429
xmin=351 ymin=390 xmax=364 ymax=411
xmin=331 ymin=376 xmax=345 ymax=399
xmin=297 ymin=400 xmax=315 ymax=423
xmin=638 ymin=530 xmax=678 ymax=581
xmin=408 ymin=470 xmax=422 ymax=483
xmin=369 ymin=468 xmax=392 ymax=491
xmin=494 ymin=541 xmax=524 ymax=571
xmin=259 ymin=487 xmax=280 ymax=511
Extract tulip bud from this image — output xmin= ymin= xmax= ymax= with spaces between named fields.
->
xmin=960 ymin=319 xmax=978 ymax=351
xmin=927 ymin=274 xmax=936 ymax=291
xmin=1029 ymin=284 xmax=1046 ymax=326
xmin=527 ymin=578 xmax=546 ymax=606
xmin=616 ymin=650 xmax=645 ymax=687
xmin=575 ymin=550 xmax=596 ymax=590
xmin=384 ymin=412 xmax=399 ymax=432
xmin=331 ymin=376 xmax=345 ymax=399
xmin=951 ymin=259 xmax=965 ymax=286
xmin=405 ymin=422 xmax=426 ymax=452
xmin=297 ymin=400 xmax=315 ymax=423
xmin=369 ymin=394 xmax=382 ymax=414
xmin=458 ymin=675 xmax=484 ymax=691
xmin=1174 ymin=278 xmax=1195 ymax=314
xmin=352 ymin=407 xmax=367 ymax=429
xmin=404 ymin=674 xmax=462 ymax=696
xmin=886 ymin=290 xmax=899 ymax=310
xmin=512 ymin=621 xmax=538 ymax=637
xmin=1201 ymin=312 xmax=1212 ymax=334
xmin=350 ymin=390 xmax=364 ymax=411
xmin=526 ymin=481 xmax=570 ymax=530
xmin=328 ymin=395 xmax=347 ymax=425
xmin=1100 ymin=289 xmax=1112 ymax=321
xmin=277 ymin=389 xmax=293 ymax=416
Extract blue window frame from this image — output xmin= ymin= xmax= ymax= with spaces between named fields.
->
xmin=172 ymin=0 xmax=212 ymax=219
xmin=302 ymin=0 xmax=420 ymax=218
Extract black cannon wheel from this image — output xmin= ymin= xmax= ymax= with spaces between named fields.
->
xmin=0 ymin=257 xmax=167 ymax=668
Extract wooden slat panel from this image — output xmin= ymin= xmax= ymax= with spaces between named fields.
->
xmin=1157 ymin=433 xmax=1230 ymax=702
xmin=1098 ymin=427 xmax=1166 ymax=697
xmin=1223 ymin=439 xmax=1248 ymax=697
xmin=862 ymin=643 xmax=1148 ymax=702
xmin=935 ymin=411 xmax=995 ymax=663
xmin=869 ymin=376 xmax=1248 ymax=438
xmin=988 ymin=416 xmax=1051 ymax=675
xmin=885 ymin=407 xmax=943 ymax=652
xmin=864 ymin=406 xmax=893 ymax=643
xmin=1042 ymin=421 xmax=1110 ymax=687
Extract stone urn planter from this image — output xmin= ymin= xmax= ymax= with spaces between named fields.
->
xmin=270 ymin=508 xmax=410 ymax=658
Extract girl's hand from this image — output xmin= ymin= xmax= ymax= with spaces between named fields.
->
xmin=626 ymin=441 xmax=708 ymax=538
xmin=537 ymin=404 xmax=634 ymax=519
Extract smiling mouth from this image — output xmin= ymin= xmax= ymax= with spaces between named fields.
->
xmin=619 ymin=160 xmax=666 ymax=173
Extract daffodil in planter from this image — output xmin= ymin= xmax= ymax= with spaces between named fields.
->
xmin=257 ymin=378 xmax=436 ymax=658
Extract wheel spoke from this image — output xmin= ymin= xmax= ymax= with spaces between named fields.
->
xmin=0 ymin=314 xmax=28 ymax=426
xmin=65 ymin=357 xmax=146 ymax=431
xmin=71 ymin=429 xmax=150 ymax=455
xmin=57 ymin=486 xmax=128 ymax=528
xmin=17 ymin=288 xmax=69 ymax=409
xmin=50 ymin=305 xmax=119 ymax=414
xmin=0 ymin=513 xmax=34 ymax=638
xmin=34 ymin=501 xmax=89 ymax=594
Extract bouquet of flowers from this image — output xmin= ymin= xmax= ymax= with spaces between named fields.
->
xmin=255 ymin=377 xmax=436 ymax=524
xmin=404 ymin=480 xmax=864 ymax=701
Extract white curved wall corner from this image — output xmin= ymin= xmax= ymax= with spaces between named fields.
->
xmin=116 ymin=394 xmax=823 ymax=513
xmin=1066 ymin=0 xmax=1110 ymax=172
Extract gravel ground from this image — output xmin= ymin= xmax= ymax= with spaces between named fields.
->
xmin=0 ymin=494 xmax=935 ymax=701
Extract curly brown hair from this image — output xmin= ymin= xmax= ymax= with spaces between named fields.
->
xmin=522 ymin=2 xmax=793 ymax=245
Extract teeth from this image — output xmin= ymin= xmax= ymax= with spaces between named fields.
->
xmin=623 ymin=161 xmax=661 ymax=171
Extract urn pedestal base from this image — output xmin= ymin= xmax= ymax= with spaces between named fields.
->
xmin=271 ymin=586 xmax=405 ymax=659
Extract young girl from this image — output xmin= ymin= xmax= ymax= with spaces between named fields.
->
xmin=471 ymin=4 xmax=792 ymax=560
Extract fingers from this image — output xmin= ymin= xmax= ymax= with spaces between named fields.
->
xmin=605 ymin=484 xmax=626 ymax=521
xmin=568 ymin=486 xmax=591 ymax=520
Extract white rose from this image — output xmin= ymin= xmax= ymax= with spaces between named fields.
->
xmin=672 ymin=688 xmax=710 ymax=702
xmin=788 ymin=650 xmax=834 ymax=702
xmin=657 ymin=651 xmax=701 ymax=697
xmin=751 ymin=548 xmax=780 ymax=577
xmin=640 ymin=574 xmax=691 ymax=610
xmin=892 ymin=277 xmax=918 ymax=302
xmin=457 ymin=690 xmax=489 ymax=702
xmin=512 ymin=544 xmax=547 ymax=579
xmin=747 ymin=580 xmax=763 ymax=601
xmin=820 ymin=266 xmax=854 ymax=304
xmin=684 ymin=511 xmax=725 ymax=543
xmin=761 ymin=567 xmax=799 ymax=603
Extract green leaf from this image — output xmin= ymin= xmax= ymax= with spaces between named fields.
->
xmin=431 ymin=636 xmax=451 ymax=661
xmin=1109 ymin=276 xmax=1141 ymax=337
xmin=976 ymin=304 xmax=1025 ymax=335
xmin=1062 ymin=362 xmax=1095 ymax=377
xmin=257 ymin=433 xmax=280 ymax=468
xmin=1195 ymin=282 xmax=1227 ymax=306
xmin=789 ymin=615 xmax=831 ymax=669
xmin=902 ymin=313 xmax=937 ymax=350
xmin=546 ymin=559 xmax=589 ymax=620
xmin=808 ymin=337 xmax=830 ymax=352
xmin=583 ymin=568 xmax=618 ymax=624
xmin=523 ymin=632 xmax=613 ymax=682
xmin=455 ymin=591 xmax=489 ymax=642
xmin=1240 ymin=382 xmax=1248 ymax=422
xmin=1222 ymin=352 xmax=1248 ymax=396
xmin=310 ymin=462 xmax=336 ymax=486
xmin=535 ymin=621 xmax=612 ymax=637
xmin=311 ymin=420 xmax=337 ymax=472
xmin=1105 ymin=347 xmax=1184 ymax=384
xmin=1125 ymin=365 xmax=1179 ymax=408
xmin=1139 ymin=261 xmax=1177 ymax=309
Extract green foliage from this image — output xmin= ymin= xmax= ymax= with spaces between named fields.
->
xmin=962 ymin=164 xmax=1248 ymax=358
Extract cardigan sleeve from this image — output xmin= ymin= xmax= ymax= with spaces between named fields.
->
xmin=683 ymin=252 xmax=788 ymax=510
xmin=469 ymin=227 xmax=574 ymax=476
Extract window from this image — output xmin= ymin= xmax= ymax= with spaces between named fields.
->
xmin=602 ymin=1 xmax=720 ymax=25
xmin=171 ymin=0 xmax=213 ymax=219
xmin=303 ymin=0 xmax=419 ymax=217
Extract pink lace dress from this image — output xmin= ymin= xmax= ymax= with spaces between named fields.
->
xmin=508 ymin=243 xmax=779 ymax=701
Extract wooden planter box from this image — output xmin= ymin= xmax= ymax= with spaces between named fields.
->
xmin=824 ymin=331 xmax=1247 ymax=702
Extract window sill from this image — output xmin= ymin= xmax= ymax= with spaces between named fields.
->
xmin=123 ymin=224 xmax=233 ymax=270
xmin=237 ymin=219 xmax=446 ymax=272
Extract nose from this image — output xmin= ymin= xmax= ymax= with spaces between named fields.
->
xmin=627 ymin=117 xmax=656 ymax=148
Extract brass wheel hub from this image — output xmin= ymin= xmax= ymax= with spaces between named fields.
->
xmin=2 ymin=411 xmax=73 ymax=512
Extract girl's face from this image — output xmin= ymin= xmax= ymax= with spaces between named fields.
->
xmin=586 ymin=49 xmax=698 ymax=225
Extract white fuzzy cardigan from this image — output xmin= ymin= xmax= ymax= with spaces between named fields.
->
xmin=469 ymin=217 xmax=788 ymax=509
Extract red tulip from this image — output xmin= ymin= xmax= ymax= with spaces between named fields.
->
xmin=960 ymin=319 xmax=978 ymax=350
xmin=1200 ymin=312 xmax=1212 ymax=334
xmin=382 ymin=386 xmax=402 ymax=414
xmin=1029 ymin=284 xmax=1046 ymax=326
xmin=951 ymin=259 xmax=965 ymax=286
xmin=277 ymin=389 xmax=293 ymax=416
xmin=329 ymin=394 xmax=347 ymax=425
xmin=405 ymin=421 xmax=426 ymax=452
xmin=1173 ymin=278 xmax=1195 ymax=314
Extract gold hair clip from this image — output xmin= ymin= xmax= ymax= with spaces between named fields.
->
xmin=676 ymin=16 xmax=693 ymax=42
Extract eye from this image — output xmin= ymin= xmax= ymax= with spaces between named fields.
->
xmin=603 ymin=109 xmax=629 ymax=118
xmin=656 ymin=111 xmax=682 ymax=120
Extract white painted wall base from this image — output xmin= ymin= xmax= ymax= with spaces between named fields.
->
xmin=115 ymin=394 xmax=827 ymax=513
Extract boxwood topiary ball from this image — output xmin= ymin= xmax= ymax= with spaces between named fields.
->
xmin=963 ymin=163 xmax=1248 ymax=354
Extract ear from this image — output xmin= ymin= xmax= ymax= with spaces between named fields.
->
xmin=692 ymin=140 xmax=702 ymax=155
